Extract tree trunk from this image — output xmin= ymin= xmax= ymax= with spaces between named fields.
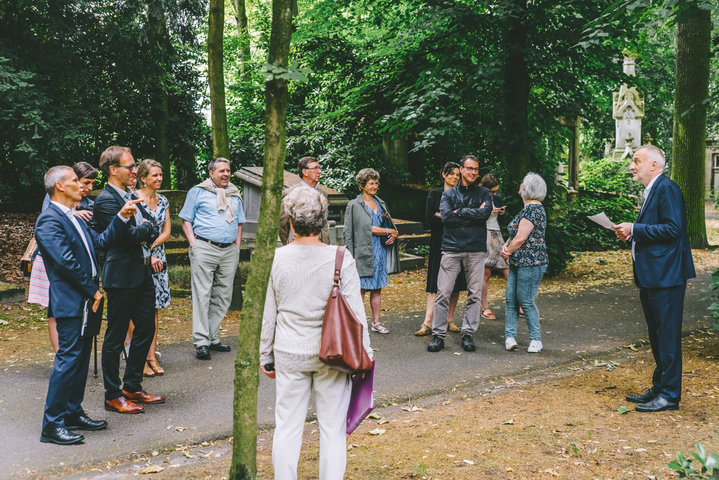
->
xmin=502 ymin=0 xmax=530 ymax=185
xmin=229 ymin=0 xmax=294 ymax=478
xmin=208 ymin=0 xmax=230 ymax=159
xmin=672 ymin=6 xmax=710 ymax=249
xmin=231 ymin=0 xmax=252 ymax=83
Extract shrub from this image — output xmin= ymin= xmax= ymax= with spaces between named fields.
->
xmin=667 ymin=442 xmax=719 ymax=479
xmin=544 ymin=191 xmax=637 ymax=276
xmin=579 ymin=156 xmax=643 ymax=197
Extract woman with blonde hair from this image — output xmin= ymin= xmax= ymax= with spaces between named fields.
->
xmin=124 ymin=159 xmax=171 ymax=375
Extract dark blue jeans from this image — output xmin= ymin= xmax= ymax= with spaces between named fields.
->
xmin=505 ymin=264 xmax=547 ymax=341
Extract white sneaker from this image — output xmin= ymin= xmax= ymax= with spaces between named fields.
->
xmin=505 ymin=337 xmax=518 ymax=351
xmin=528 ymin=340 xmax=543 ymax=353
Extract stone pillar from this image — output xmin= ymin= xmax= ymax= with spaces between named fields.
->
xmin=559 ymin=115 xmax=581 ymax=195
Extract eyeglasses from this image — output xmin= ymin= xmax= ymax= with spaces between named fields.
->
xmin=462 ymin=166 xmax=479 ymax=172
xmin=117 ymin=163 xmax=137 ymax=170
xmin=304 ymin=166 xmax=321 ymax=171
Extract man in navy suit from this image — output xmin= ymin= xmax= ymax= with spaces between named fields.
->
xmin=92 ymin=146 xmax=164 ymax=414
xmin=35 ymin=166 xmax=137 ymax=445
xmin=614 ymin=145 xmax=696 ymax=412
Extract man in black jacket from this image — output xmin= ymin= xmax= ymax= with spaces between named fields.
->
xmin=428 ymin=155 xmax=492 ymax=353
xmin=92 ymin=146 xmax=164 ymax=414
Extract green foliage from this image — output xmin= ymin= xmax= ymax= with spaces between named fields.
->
xmin=668 ymin=442 xmax=719 ymax=479
xmin=0 ymin=0 xmax=207 ymax=211
xmin=579 ymin=156 xmax=644 ymax=196
xmin=704 ymin=268 xmax=719 ymax=331
xmin=544 ymin=191 xmax=637 ymax=276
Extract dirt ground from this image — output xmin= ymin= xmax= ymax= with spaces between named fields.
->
xmin=1 ymin=207 xmax=718 ymax=479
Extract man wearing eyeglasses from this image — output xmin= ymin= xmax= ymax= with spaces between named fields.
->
xmin=92 ymin=146 xmax=164 ymax=414
xmin=428 ymin=155 xmax=492 ymax=353
xmin=278 ymin=156 xmax=330 ymax=245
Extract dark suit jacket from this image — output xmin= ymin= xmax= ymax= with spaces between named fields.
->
xmin=633 ymin=174 xmax=696 ymax=289
xmin=35 ymin=203 xmax=128 ymax=318
xmin=92 ymin=185 xmax=158 ymax=289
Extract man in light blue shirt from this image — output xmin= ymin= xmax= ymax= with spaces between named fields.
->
xmin=179 ymin=158 xmax=245 ymax=360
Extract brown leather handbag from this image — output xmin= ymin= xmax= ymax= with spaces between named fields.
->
xmin=319 ymin=247 xmax=374 ymax=374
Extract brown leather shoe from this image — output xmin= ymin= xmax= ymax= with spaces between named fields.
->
xmin=105 ymin=396 xmax=144 ymax=414
xmin=122 ymin=389 xmax=165 ymax=404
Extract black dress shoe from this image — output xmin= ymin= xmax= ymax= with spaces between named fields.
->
xmin=635 ymin=395 xmax=679 ymax=412
xmin=461 ymin=334 xmax=476 ymax=352
xmin=209 ymin=342 xmax=231 ymax=352
xmin=427 ymin=335 xmax=444 ymax=352
xmin=40 ymin=426 xmax=84 ymax=445
xmin=65 ymin=414 xmax=108 ymax=431
xmin=196 ymin=345 xmax=211 ymax=360
xmin=626 ymin=388 xmax=658 ymax=404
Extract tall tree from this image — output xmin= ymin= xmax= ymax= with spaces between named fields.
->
xmin=229 ymin=0 xmax=294 ymax=477
xmin=672 ymin=4 xmax=710 ymax=248
xmin=502 ymin=0 xmax=531 ymax=183
xmin=208 ymin=0 xmax=230 ymax=158
xmin=231 ymin=0 xmax=252 ymax=83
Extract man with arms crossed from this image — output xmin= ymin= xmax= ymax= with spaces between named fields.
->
xmin=428 ymin=155 xmax=492 ymax=353
xmin=613 ymin=145 xmax=695 ymax=412
xmin=179 ymin=158 xmax=246 ymax=360
xmin=279 ymin=156 xmax=330 ymax=245
xmin=93 ymin=146 xmax=164 ymax=414
xmin=36 ymin=166 xmax=136 ymax=444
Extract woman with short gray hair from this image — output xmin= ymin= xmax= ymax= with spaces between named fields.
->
xmin=260 ymin=186 xmax=371 ymax=480
xmin=501 ymin=172 xmax=548 ymax=353
xmin=343 ymin=168 xmax=400 ymax=334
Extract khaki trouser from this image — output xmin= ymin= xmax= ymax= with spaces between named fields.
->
xmin=189 ymin=240 xmax=239 ymax=347
xmin=432 ymin=251 xmax=487 ymax=338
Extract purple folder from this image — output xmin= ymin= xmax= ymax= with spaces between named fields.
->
xmin=346 ymin=360 xmax=375 ymax=435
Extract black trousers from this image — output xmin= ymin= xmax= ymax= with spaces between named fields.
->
xmin=102 ymin=266 xmax=156 ymax=400
xmin=639 ymin=282 xmax=686 ymax=403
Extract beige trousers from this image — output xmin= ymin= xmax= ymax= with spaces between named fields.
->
xmin=273 ymin=353 xmax=351 ymax=480
xmin=189 ymin=240 xmax=239 ymax=347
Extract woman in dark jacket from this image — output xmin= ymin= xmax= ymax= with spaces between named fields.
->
xmin=415 ymin=162 xmax=466 ymax=336
xmin=343 ymin=168 xmax=400 ymax=334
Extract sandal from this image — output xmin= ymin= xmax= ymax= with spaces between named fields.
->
xmin=448 ymin=320 xmax=461 ymax=332
xmin=143 ymin=362 xmax=155 ymax=377
xmin=147 ymin=360 xmax=164 ymax=376
xmin=370 ymin=322 xmax=390 ymax=334
xmin=481 ymin=308 xmax=496 ymax=320
xmin=414 ymin=323 xmax=432 ymax=336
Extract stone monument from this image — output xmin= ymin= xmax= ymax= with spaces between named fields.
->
xmin=612 ymin=53 xmax=644 ymax=158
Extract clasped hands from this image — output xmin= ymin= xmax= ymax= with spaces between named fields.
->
xmin=612 ymin=222 xmax=633 ymax=242
xmin=500 ymin=243 xmax=511 ymax=262
xmin=384 ymin=228 xmax=399 ymax=245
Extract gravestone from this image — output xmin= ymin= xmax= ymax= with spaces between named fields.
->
xmin=612 ymin=53 xmax=644 ymax=159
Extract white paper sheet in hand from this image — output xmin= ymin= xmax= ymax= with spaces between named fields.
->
xmin=587 ymin=212 xmax=616 ymax=230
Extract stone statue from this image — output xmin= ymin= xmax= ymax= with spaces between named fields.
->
xmin=612 ymin=52 xmax=644 ymax=158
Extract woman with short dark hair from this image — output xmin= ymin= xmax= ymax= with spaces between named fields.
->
xmin=415 ymin=162 xmax=466 ymax=336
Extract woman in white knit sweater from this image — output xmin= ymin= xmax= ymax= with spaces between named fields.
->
xmin=260 ymin=187 xmax=372 ymax=480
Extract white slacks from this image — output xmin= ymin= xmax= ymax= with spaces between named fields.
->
xmin=273 ymin=354 xmax=351 ymax=480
